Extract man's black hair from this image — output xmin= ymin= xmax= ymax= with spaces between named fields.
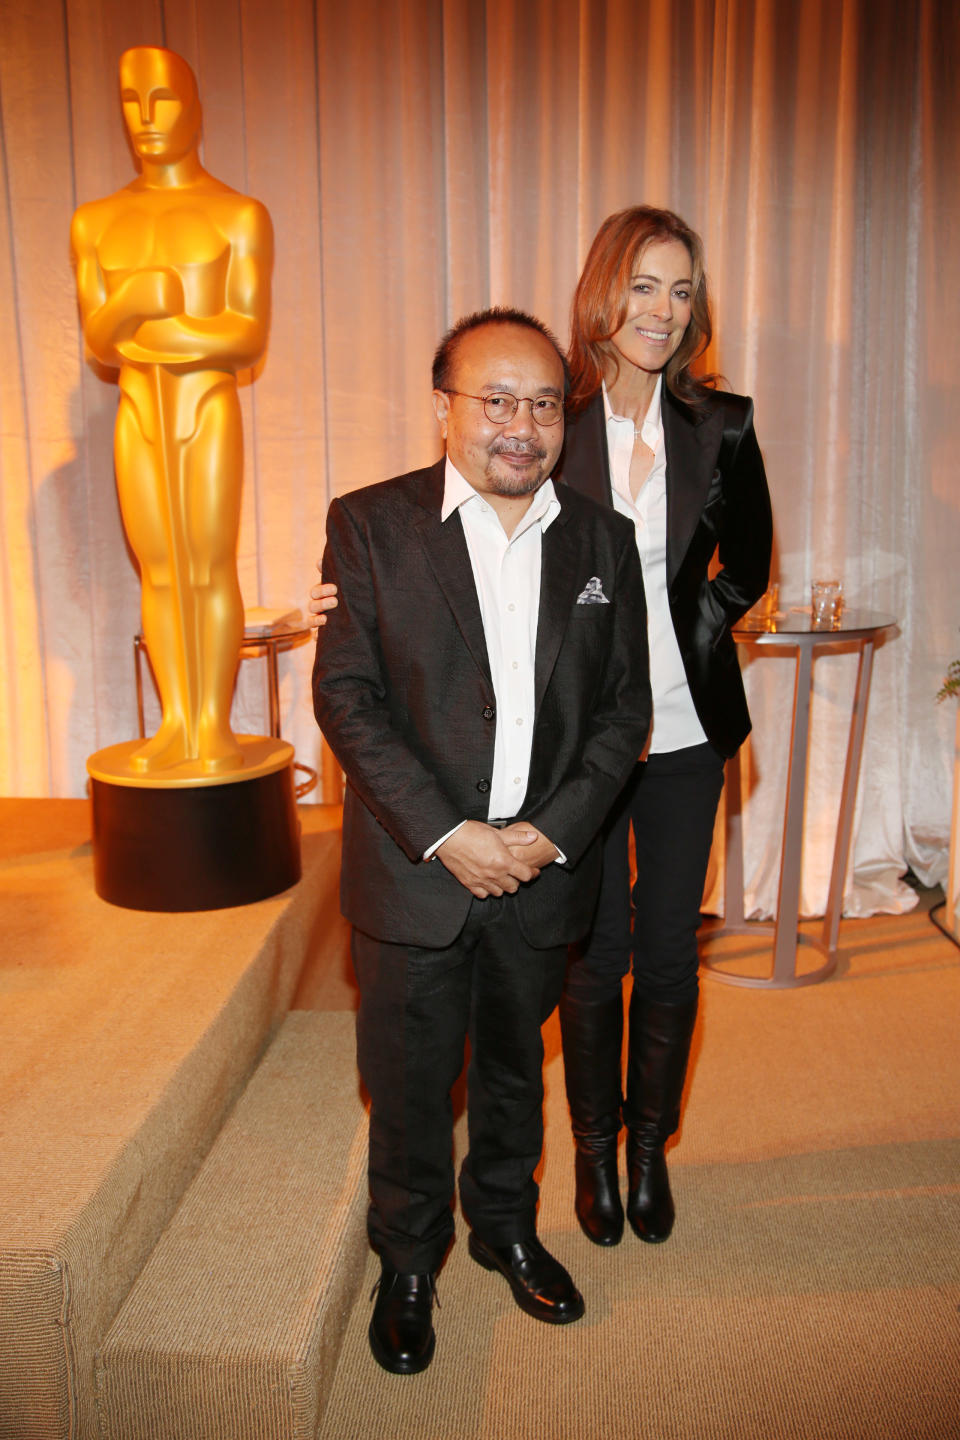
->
xmin=431 ymin=306 xmax=570 ymax=394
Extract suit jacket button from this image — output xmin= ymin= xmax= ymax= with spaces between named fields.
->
xmin=482 ymin=706 xmax=495 ymax=721
xmin=477 ymin=779 xmax=490 ymax=793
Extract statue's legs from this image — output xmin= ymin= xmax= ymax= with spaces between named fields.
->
xmin=185 ymin=386 xmax=244 ymax=774
xmin=115 ymin=393 xmax=193 ymax=771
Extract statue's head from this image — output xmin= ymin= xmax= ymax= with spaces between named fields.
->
xmin=119 ymin=47 xmax=201 ymax=167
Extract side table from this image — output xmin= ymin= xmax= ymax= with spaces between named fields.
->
xmin=134 ymin=626 xmax=318 ymax=798
xmin=701 ymin=608 xmax=897 ymax=989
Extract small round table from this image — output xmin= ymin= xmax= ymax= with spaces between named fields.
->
xmin=701 ymin=608 xmax=897 ymax=989
xmin=133 ymin=626 xmax=318 ymax=798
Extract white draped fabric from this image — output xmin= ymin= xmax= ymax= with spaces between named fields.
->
xmin=1 ymin=0 xmax=957 ymax=921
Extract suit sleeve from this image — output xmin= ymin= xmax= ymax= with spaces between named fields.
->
xmin=312 ymin=497 xmax=464 ymax=862
xmin=524 ymin=529 xmax=652 ymax=866
xmin=708 ymin=398 xmax=773 ymax=624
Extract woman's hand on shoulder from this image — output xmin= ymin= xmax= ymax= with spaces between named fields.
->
xmin=308 ymin=564 xmax=339 ymax=630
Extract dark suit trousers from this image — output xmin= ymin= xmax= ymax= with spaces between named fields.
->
xmin=565 ymin=742 xmax=726 ymax=1006
xmin=353 ymin=896 xmax=567 ymax=1274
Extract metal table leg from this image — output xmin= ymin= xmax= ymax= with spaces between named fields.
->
xmin=265 ymin=645 xmax=281 ymax=738
xmin=770 ymin=642 xmax=815 ymax=982
xmin=134 ymin=635 xmax=146 ymax=739
xmin=723 ymin=747 xmax=746 ymax=928
xmin=822 ymin=640 xmax=875 ymax=956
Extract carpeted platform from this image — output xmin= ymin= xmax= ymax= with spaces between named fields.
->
xmin=0 ymin=800 xmax=348 ymax=1440
xmin=2 ymin=801 xmax=957 ymax=1439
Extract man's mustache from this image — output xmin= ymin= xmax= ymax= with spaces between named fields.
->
xmin=490 ymin=439 xmax=548 ymax=461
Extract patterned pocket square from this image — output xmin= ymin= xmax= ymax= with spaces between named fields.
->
xmin=576 ymin=577 xmax=609 ymax=605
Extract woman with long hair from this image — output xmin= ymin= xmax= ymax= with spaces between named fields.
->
xmin=555 ymin=205 xmax=772 ymax=1247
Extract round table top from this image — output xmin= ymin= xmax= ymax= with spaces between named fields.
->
xmin=241 ymin=624 xmax=313 ymax=647
xmin=733 ymin=607 xmax=897 ymax=645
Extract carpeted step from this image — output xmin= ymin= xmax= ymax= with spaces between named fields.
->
xmin=0 ymin=812 xmax=344 ymax=1440
xmin=95 ymin=1010 xmax=368 ymax=1440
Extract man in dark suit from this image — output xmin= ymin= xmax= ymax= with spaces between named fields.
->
xmin=313 ymin=307 xmax=651 ymax=1374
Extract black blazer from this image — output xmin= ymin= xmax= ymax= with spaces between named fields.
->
xmin=556 ymin=386 xmax=772 ymax=758
xmin=313 ymin=460 xmax=652 ymax=950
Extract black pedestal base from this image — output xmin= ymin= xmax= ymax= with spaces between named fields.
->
xmin=90 ymin=764 xmax=301 ymax=912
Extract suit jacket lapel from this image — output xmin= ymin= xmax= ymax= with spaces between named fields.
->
xmin=535 ymin=500 xmax=581 ymax=712
xmin=663 ymin=387 xmax=724 ymax=586
xmin=413 ymin=461 xmax=492 ymax=685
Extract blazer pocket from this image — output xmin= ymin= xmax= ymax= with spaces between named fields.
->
xmin=569 ymin=604 xmax=614 ymax=633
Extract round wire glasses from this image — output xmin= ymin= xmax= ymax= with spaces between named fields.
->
xmin=442 ymin=390 xmax=563 ymax=426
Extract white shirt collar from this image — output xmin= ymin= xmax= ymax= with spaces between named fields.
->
xmin=441 ymin=457 xmax=560 ymax=534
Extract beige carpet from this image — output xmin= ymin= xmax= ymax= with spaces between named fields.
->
xmin=315 ymin=903 xmax=960 ymax=1440
xmin=2 ymin=802 xmax=956 ymax=1438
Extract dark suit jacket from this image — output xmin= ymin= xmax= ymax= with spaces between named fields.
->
xmin=313 ymin=460 xmax=652 ymax=950
xmin=556 ymin=386 xmax=772 ymax=758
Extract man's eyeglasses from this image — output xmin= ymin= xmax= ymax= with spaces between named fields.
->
xmin=442 ymin=390 xmax=564 ymax=426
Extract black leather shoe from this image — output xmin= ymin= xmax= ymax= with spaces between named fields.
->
xmin=468 ymin=1233 xmax=585 ymax=1324
xmin=368 ymin=1268 xmax=436 ymax=1374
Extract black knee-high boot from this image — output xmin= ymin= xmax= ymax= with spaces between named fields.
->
xmin=559 ymin=987 xmax=625 ymax=1246
xmin=624 ymin=991 xmax=698 ymax=1243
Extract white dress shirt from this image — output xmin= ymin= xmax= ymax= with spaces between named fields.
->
xmin=604 ymin=377 xmax=707 ymax=754
xmin=425 ymin=458 xmax=562 ymax=858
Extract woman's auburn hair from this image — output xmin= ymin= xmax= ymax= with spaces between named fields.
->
xmin=567 ymin=205 xmax=716 ymax=410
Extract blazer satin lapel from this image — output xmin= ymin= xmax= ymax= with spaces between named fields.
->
xmin=663 ymin=389 xmax=724 ymax=587
xmin=413 ymin=466 xmax=492 ymax=686
xmin=559 ymin=394 xmax=611 ymax=505
xmin=534 ymin=505 xmax=582 ymax=712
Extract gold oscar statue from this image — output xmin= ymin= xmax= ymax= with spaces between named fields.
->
xmin=72 ymin=45 xmax=274 ymax=781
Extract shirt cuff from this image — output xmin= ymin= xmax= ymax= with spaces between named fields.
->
xmin=424 ymin=819 xmax=467 ymax=861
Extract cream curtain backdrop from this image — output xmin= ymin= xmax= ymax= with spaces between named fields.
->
xmin=0 ymin=0 xmax=957 ymax=920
